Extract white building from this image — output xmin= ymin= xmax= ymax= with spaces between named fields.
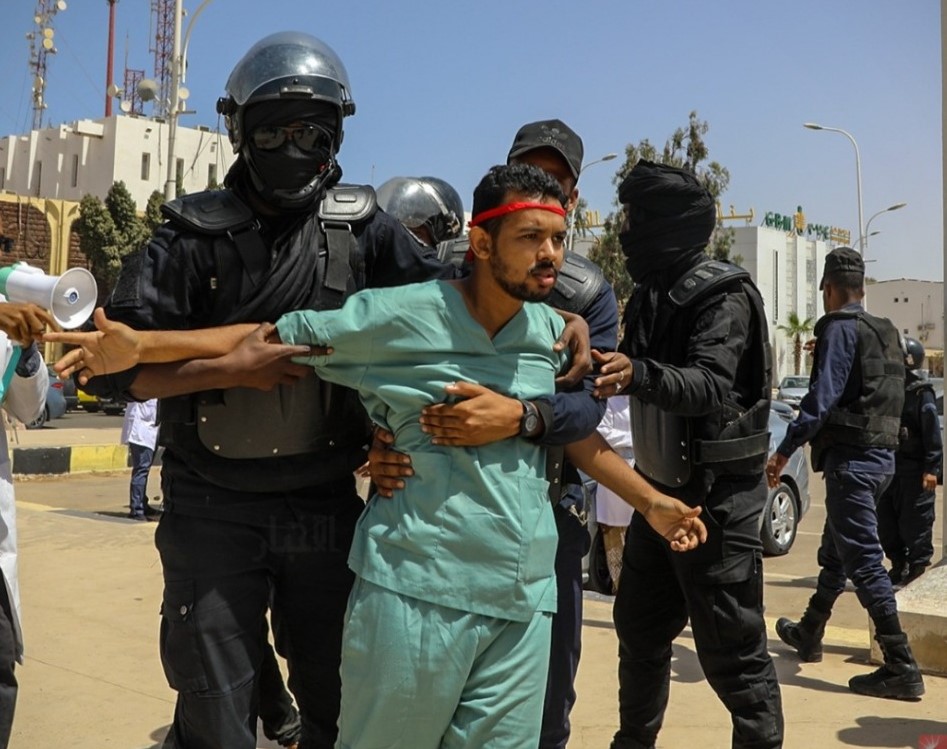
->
xmin=731 ymin=224 xmax=831 ymax=384
xmin=0 ymin=115 xmax=236 ymax=210
xmin=865 ymin=279 xmax=944 ymax=373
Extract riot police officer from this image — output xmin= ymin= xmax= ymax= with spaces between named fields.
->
xmin=768 ymin=247 xmax=924 ymax=700
xmin=877 ymin=337 xmax=942 ymax=586
xmin=612 ymin=160 xmax=783 ymax=749
xmin=79 ymin=31 xmax=456 ymax=749
xmin=376 ymin=176 xmax=465 ymax=251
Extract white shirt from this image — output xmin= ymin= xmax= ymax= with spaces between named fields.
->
xmin=121 ymin=399 xmax=158 ymax=449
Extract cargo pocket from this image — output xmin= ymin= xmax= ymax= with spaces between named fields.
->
xmin=690 ymin=550 xmax=763 ymax=650
xmin=159 ymin=579 xmax=209 ymax=693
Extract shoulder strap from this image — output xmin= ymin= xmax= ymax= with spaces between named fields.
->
xmin=318 ymin=184 xmax=377 ymax=295
xmin=668 ymin=260 xmax=750 ymax=309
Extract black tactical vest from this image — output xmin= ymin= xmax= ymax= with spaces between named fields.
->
xmin=897 ymin=379 xmax=934 ymax=461
xmin=628 ymin=261 xmax=772 ymax=495
xmin=810 ymin=309 xmax=905 ymax=470
xmin=155 ymin=185 xmax=376 ymax=492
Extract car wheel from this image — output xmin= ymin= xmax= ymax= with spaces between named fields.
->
xmin=761 ymin=482 xmax=798 ymax=556
xmin=26 ymin=406 xmax=49 ymax=430
xmin=586 ymin=529 xmax=614 ymax=594
xmin=83 ymin=403 xmax=100 ymax=413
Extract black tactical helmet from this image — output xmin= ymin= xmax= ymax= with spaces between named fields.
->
xmin=903 ymin=336 xmax=925 ymax=369
xmin=376 ymin=176 xmax=465 ymax=245
xmin=216 ymin=32 xmax=355 ymax=207
xmin=218 ymin=31 xmax=354 ymax=151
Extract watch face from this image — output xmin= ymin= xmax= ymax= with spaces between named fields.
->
xmin=523 ymin=409 xmax=539 ymax=435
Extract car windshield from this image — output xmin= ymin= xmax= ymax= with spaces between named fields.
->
xmin=781 ymin=377 xmax=809 ymax=389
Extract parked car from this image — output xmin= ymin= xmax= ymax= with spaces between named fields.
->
xmin=60 ymin=372 xmax=78 ymax=411
xmin=583 ymin=405 xmax=811 ymax=593
xmin=776 ymin=375 xmax=810 ymax=409
xmin=25 ymin=366 xmax=68 ymax=429
xmin=100 ymin=395 xmax=127 ymax=416
xmin=77 ymin=388 xmax=100 ymax=412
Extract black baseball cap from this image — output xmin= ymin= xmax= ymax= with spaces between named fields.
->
xmin=507 ymin=119 xmax=584 ymax=181
xmin=820 ymin=246 xmax=865 ymax=289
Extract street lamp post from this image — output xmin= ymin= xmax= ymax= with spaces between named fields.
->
xmin=862 ymin=201 xmax=907 ymax=257
xmin=803 ymin=122 xmax=865 ymax=255
xmin=567 ymin=152 xmax=618 ymax=253
xmin=164 ymin=0 xmax=214 ymax=201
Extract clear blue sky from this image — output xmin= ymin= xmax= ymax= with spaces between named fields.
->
xmin=0 ymin=0 xmax=941 ymax=282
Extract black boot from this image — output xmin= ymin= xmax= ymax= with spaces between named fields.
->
xmin=887 ymin=558 xmax=908 ymax=586
xmin=849 ymin=632 xmax=925 ymax=700
xmin=901 ymin=564 xmax=928 ymax=586
xmin=776 ymin=602 xmax=831 ymax=663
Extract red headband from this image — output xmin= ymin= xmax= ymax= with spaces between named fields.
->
xmin=468 ymin=201 xmax=566 ymax=228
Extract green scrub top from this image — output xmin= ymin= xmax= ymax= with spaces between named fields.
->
xmin=276 ymin=280 xmax=568 ymax=621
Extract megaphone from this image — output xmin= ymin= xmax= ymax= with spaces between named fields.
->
xmin=0 ymin=262 xmax=97 ymax=329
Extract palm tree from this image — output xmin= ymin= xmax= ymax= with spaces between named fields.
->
xmin=777 ymin=311 xmax=815 ymax=375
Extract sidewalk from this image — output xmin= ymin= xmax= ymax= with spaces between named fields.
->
xmin=8 ymin=423 xmax=130 ymax=474
xmin=9 ymin=475 xmax=947 ymax=748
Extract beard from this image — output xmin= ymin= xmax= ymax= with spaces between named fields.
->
xmin=489 ymin=251 xmax=558 ymax=303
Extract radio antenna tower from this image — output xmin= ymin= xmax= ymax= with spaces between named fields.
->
xmin=26 ymin=0 xmax=68 ymax=131
xmin=150 ymin=0 xmax=174 ymax=118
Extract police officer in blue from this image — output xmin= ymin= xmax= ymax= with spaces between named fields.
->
xmin=768 ymin=247 xmax=925 ymax=700
xmin=79 ymin=31 xmax=458 ymax=749
xmin=612 ymin=160 xmax=783 ymax=749
xmin=877 ymin=337 xmax=942 ymax=587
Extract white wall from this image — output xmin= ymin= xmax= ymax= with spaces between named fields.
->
xmin=0 ymin=115 xmax=235 ymax=211
xmin=868 ymin=279 xmax=944 ymax=351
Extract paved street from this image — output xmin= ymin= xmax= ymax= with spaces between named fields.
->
xmin=7 ymin=460 xmax=947 ymax=747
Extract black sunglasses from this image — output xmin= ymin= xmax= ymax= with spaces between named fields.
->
xmin=249 ymin=123 xmax=333 ymax=153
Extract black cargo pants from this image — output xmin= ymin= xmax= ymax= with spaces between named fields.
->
xmin=610 ymin=474 xmax=784 ymax=749
xmin=156 ymin=473 xmax=364 ymax=749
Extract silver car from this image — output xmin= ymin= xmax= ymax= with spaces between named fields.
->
xmin=583 ymin=405 xmax=811 ymax=593
xmin=776 ymin=375 xmax=810 ymax=409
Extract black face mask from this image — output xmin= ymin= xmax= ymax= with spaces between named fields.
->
xmin=248 ymin=137 xmax=333 ymax=192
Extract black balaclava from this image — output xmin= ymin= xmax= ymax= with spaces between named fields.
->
xmin=236 ymin=100 xmax=340 ymax=211
xmin=617 ymin=160 xmax=717 ymax=285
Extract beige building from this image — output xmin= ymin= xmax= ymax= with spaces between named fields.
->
xmin=866 ymin=279 xmax=944 ymax=374
xmin=0 ymin=115 xmax=235 ymax=210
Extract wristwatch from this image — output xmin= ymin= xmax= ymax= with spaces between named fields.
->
xmin=519 ymin=400 xmax=541 ymax=438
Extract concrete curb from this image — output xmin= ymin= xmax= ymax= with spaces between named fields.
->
xmin=11 ymin=444 xmax=163 ymax=475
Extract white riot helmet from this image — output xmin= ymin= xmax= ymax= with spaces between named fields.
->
xmin=376 ymin=176 xmax=464 ymax=245
xmin=216 ymin=32 xmax=355 ymax=208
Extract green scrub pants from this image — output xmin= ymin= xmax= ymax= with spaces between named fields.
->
xmin=336 ymin=577 xmax=552 ymax=749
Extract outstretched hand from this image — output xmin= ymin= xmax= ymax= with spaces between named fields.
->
xmin=641 ymin=497 xmax=707 ymax=552
xmin=0 ymin=302 xmax=59 ymax=346
xmin=46 ymin=308 xmax=141 ymax=384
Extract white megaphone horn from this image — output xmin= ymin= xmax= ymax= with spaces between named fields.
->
xmin=0 ymin=262 xmax=98 ymax=329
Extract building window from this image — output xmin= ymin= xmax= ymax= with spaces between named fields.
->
xmin=207 ymin=163 xmax=217 ymax=187
xmin=0 ymin=167 xmax=5 ymax=188
xmin=175 ymin=157 xmax=185 ymax=190
xmin=904 ymin=297 xmax=909 ymax=302
xmin=33 ymin=161 xmax=42 ymax=196
xmin=141 ymin=152 xmax=151 ymax=181
xmin=894 ymin=298 xmax=899 ymax=302
xmin=71 ymin=154 xmax=79 ymax=187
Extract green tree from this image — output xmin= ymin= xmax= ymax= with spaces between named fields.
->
xmin=144 ymin=190 xmax=165 ymax=235
xmin=777 ymin=311 xmax=815 ymax=375
xmin=591 ymin=111 xmax=734 ymax=301
xmin=75 ymin=182 xmax=148 ymax=298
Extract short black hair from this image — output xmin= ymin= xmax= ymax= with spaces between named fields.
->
xmin=824 ymin=270 xmax=864 ymax=294
xmin=471 ymin=163 xmax=567 ymax=239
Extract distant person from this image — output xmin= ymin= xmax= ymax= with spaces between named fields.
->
xmin=594 ymin=395 xmax=634 ymax=593
xmin=768 ymin=247 xmax=924 ymax=700
xmin=0 ymin=301 xmax=54 ymax=748
xmin=877 ymin=336 xmax=942 ymax=587
xmin=120 ymin=398 xmax=160 ymax=521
